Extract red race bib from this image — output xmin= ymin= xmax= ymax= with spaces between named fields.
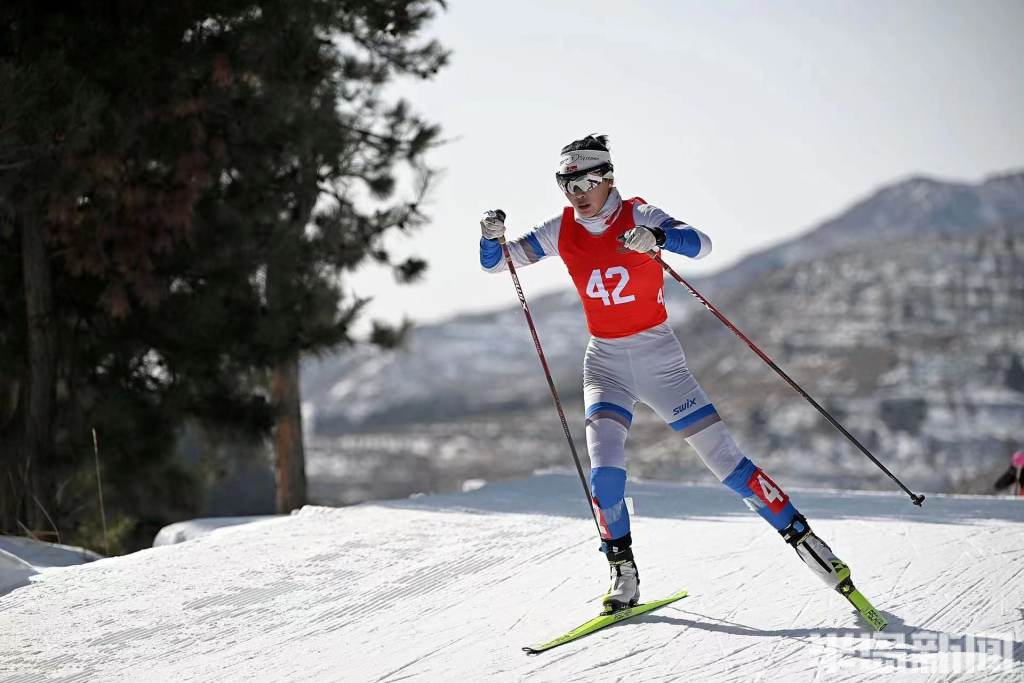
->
xmin=558 ymin=197 xmax=667 ymax=338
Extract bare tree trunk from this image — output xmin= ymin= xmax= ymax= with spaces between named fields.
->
xmin=0 ymin=370 xmax=23 ymax=532
xmin=272 ymin=354 xmax=306 ymax=513
xmin=20 ymin=211 xmax=56 ymax=531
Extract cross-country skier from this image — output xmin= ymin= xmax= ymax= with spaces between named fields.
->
xmin=479 ymin=134 xmax=863 ymax=616
xmin=993 ymin=450 xmax=1024 ymax=496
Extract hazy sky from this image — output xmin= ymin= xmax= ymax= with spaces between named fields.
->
xmin=347 ymin=0 xmax=1024 ymax=331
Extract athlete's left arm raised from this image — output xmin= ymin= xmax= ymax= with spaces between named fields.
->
xmin=632 ymin=202 xmax=712 ymax=259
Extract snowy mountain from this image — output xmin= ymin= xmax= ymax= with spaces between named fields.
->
xmin=302 ymin=170 xmax=1024 ymax=436
xmin=2 ymin=474 xmax=1022 ymax=681
xmin=626 ymin=221 xmax=1024 ymax=495
xmin=703 ymin=171 xmax=1024 ymax=293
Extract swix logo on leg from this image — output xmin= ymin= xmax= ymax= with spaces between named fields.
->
xmin=592 ymin=497 xmax=611 ymax=539
xmin=672 ymin=397 xmax=698 ymax=416
xmin=746 ymin=469 xmax=789 ymax=514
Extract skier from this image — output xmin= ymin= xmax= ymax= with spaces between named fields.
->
xmin=479 ymin=134 xmax=865 ymax=617
xmin=993 ymin=450 xmax=1024 ymax=496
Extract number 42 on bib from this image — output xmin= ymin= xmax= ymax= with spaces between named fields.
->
xmin=586 ymin=267 xmax=663 ymax=306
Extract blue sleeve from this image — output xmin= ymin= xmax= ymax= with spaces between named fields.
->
xmin=523 ymin=232 xmax=545 ymax=259
xmin=480 ymin=231 xmax=547 ymax=270
xmin=480 ymin=237 xmax=502 ymax=269
xmin=658 ymin=219 xmax=704 ymax=258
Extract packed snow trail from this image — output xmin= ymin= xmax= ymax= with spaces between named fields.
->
xmin=1 ymin=474 xmax=1022 ymax=681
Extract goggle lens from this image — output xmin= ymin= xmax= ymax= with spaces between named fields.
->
xmin=556 ymin=172 xmax=606 ymax=195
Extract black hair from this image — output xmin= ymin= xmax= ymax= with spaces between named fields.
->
xmin=560 ymin=134 xmax=609 ymax=155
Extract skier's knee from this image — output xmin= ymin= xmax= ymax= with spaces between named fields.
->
xmin=684 ymin=420 xmax=744 ymax=480
xmin=585 ymin=406 xmax=631 ymax=470
xmin=585 ymin=402 xmax=633 ymax=429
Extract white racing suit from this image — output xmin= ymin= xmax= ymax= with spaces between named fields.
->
xmin=583 ymin=321 xmax=798 ymax=541
xmin=480 ymin=188 xmax=801 ymax=545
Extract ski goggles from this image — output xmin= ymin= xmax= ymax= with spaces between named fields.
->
xmin=555 ymin=163 xmax=613 ymax=195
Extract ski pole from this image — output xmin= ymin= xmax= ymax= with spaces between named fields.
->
xmin=495 ymin=212 xmax=604 ymax=537
xmin=654 ymin=252 xmax=926 ymax=507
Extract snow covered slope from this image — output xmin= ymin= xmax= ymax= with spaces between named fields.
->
xmin=1 ymin=474 xmax=1022 ymax=681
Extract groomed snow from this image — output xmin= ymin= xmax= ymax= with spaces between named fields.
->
xmin=1 ymin=474 xmax=1022 ymax=681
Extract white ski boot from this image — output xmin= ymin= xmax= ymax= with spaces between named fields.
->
xmin=600 ymin=534 xmax=640 ymax=614
xmin=780 ymin=513 xmax=850 ymax=588
xmin=603 ymin=559 xmax=640 ymax=614
xmin=780 ymin=513 xmax=888 ymax=630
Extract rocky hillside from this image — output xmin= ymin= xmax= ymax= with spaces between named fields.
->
xmin=630 ymin=222 xmax=1024 ymax=494
xmin=702 ymin=171 xmax=1024 ymax=293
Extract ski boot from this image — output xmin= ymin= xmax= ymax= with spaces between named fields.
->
xmin=601 ymin=534 xmax=640 ymax=614
xmin=780 ymin=514 xmax=887 ymax=631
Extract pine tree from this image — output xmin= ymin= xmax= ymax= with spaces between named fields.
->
xmin=1 ymin=1 xmax=447 ymax=546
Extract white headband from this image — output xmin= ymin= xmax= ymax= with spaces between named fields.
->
xmin=557 ymin=149 xmax=611 ymax=175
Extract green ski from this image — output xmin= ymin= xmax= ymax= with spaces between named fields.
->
xmin=522 ymin=589 xmax=688 ymax=654
xmin=837 ymin=578 xmax=887 ymax=631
